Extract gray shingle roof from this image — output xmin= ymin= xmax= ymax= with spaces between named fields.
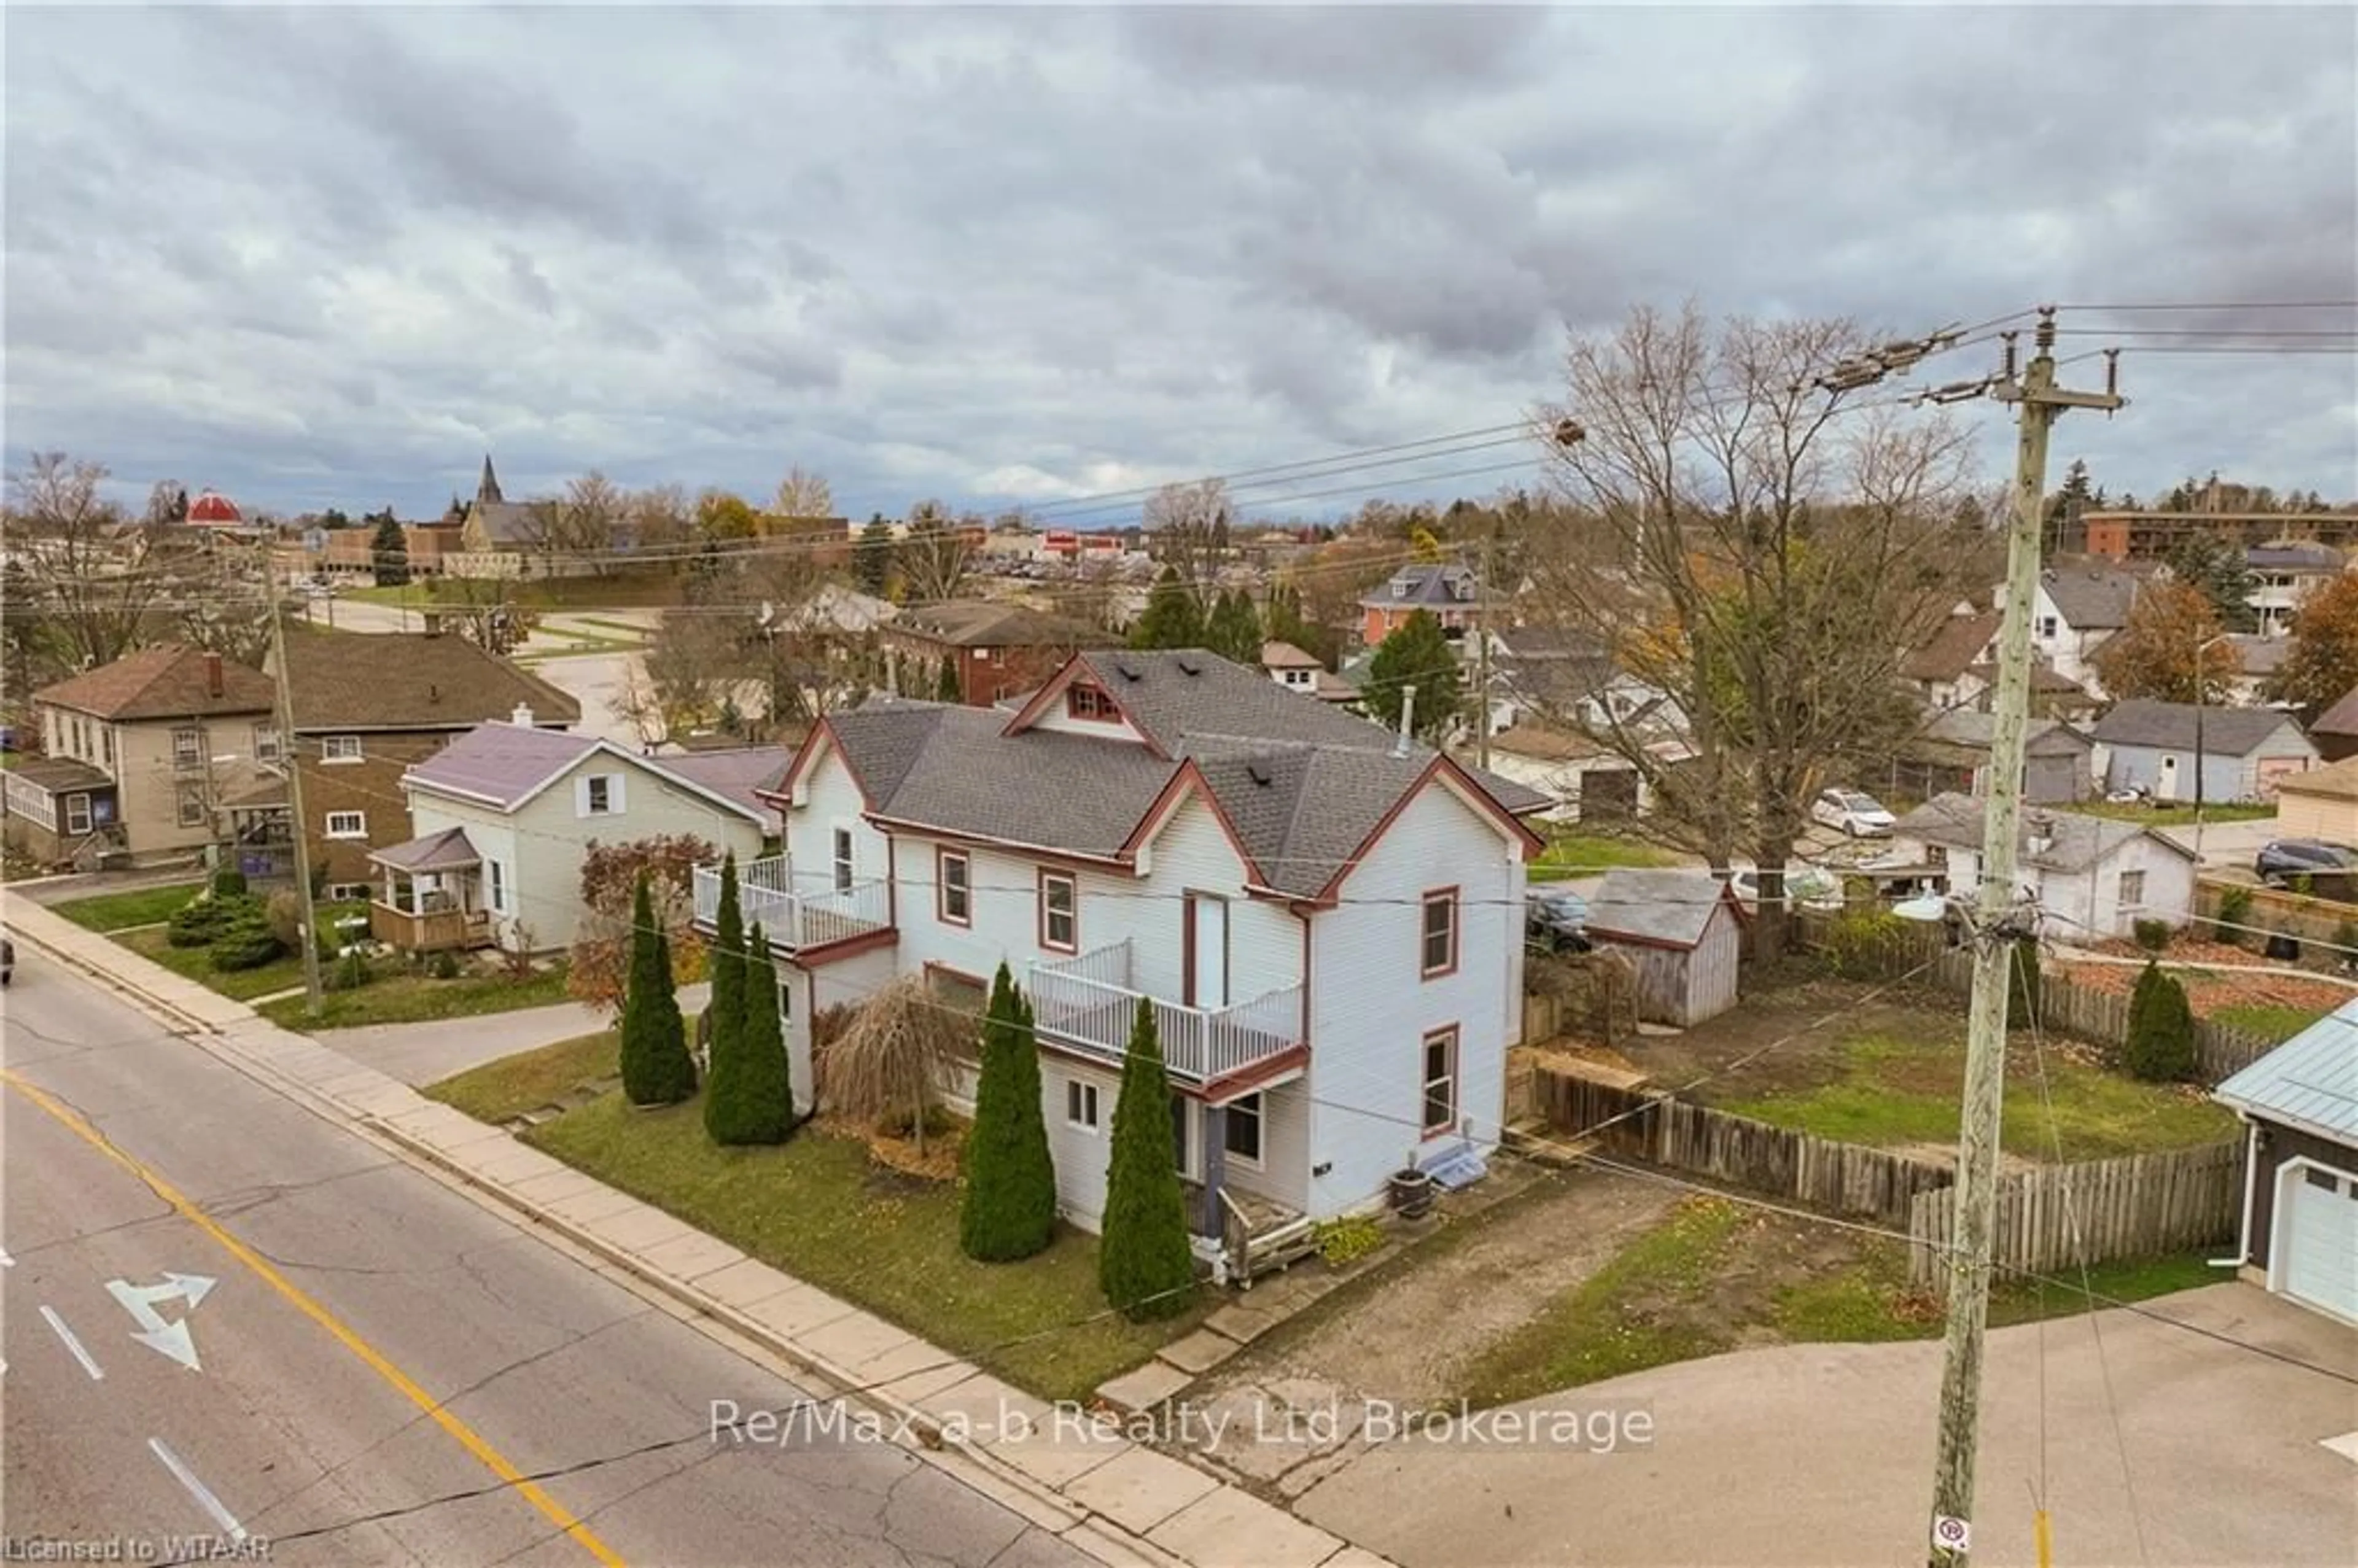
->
xmin=407 ymin=724 xmax=599 ymax=807
xmin=2088 ymin=699 xmax=2309 ymax=758
xmin=1893 ymin=791 xmax=2190 ymax=873
xmin=2214 ymin=1000 xmax=2358 ymax=1144
xmin=2311 ymin=683 xmax=2358 ymax=739
xmin=370 ymin=825 xmax=481 ymax=872
xmin=2040 ymin=567 xmax=2144 ymax=630
xmin=1584 ymin=870 xmax=1737 ymax=949
xmin=2244 ymin=542 xmax=2344 ymax=572
xmin=818 ymin=648 xmax=1541 ymax=896
xmin=1918 ymin=711 xmax=2091 ymax=755
xmin=657 ymin=746 xmax=790 ymax=820
xmin=1358 ymin=564 xmax=1484 ymax=611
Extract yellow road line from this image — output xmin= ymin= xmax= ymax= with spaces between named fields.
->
xmin=2 ymin=1068 xmax=628 ymax=1567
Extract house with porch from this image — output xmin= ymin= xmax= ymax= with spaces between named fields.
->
xmin=6 ymin=646 xmax=278 ymax=869
xmin=696 ymin=647 xmax=1550 ymax=1276
xmin=375 ymin=719 xmax=780 ymax=954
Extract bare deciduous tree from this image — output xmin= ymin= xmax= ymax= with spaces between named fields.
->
xmin=1529 ymin=304 xmax=1981 ymax=960
xmin=774 ymin=465 xmax=833 ymax=521
xmin=523 ymin=471 xmax=628 ymax=574
xmin=1145 ymin=479 xmax=1233 ymax=590
xmin=145 ymin=480 xmax=188 ymax=527
xmin=898 ymin=500 xmax=971 ymax=603
xmin=2 ymin=452 xmax=173 ymax=677
xmin=629 ymin=483 xmax=693 ymax=556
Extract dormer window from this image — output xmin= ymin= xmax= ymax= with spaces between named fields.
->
xmin=1067 ymin=684 xmax=1120 ymax=722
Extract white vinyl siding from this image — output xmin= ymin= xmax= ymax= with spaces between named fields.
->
xmin=785 ymin=739 xmax=888 ymax=901
xmin=1307 ymin=777 xmax=1518 ymax=1221
xmin=1045 ymin=1061 xmax=1121 ymax=1225
xmin=1916 ymin=832 xmax=2195 ymax=941
xmin=576 ymin=772 xmax=626 ymax=817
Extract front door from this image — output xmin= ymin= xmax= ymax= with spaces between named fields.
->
xmin=1186 ymin=894 xmax=1229 ymax=1010
xmin=2156 ymin=754 xmax=2181 ymax=803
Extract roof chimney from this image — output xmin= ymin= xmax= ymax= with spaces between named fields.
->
xmin=1392 ymin=683 xmax=1417 ymax=759
xmin=203 ymin=651 xmax=224 ymax=698
xmin=513 ymin=702 xmax=534 ymax=728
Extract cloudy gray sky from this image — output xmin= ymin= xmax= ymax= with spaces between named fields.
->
xmin=6 ymin=4 xmax=2354 ymax=524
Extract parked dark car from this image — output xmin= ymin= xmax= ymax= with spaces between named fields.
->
xmin=2254 ymin=839 xmax=2358 ymax=887
xmin=1527 ymin=890 xmax=1593 ymax=954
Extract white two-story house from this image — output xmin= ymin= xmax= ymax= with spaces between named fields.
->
xmin=696 ymin=648 xmax=1549 ymax=1265
xmin=2028 ymin=565 xmax=2148 ymax=698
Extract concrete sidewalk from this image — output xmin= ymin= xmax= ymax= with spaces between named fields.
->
xmin=3 ymin=890 xmax=1393 ymax=1568
xmin=314 ymin=985 xmax=711 ymax=1086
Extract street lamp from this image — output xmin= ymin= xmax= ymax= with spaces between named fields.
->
xmin=2193 ymin=631 xmax=2231 ymax=866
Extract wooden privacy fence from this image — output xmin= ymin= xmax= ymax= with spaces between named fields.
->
xmin=1787 ymin=912 xmax=2279 ymax=1085
xmin=1905 ymin=1142 xmax=2245 ymax=1293
xmin=1533 ymin=1068 xmax=1955 ymax=1226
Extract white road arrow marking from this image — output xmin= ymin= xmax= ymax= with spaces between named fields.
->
xmin=39 ymin=1305 xmax=104 ymax=1380
xmin=106 ymin=1273 xmax=217 ymax=1372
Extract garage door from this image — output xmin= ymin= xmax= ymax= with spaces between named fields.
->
xmin=2279 ymin=1163 xmax=2358 ymax=1322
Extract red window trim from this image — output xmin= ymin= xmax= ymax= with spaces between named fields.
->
xmin=1065 ymin=683 xmax=1122 ymax=723
xmin=1422 ymin=1025 xmax=1460 ymax=1136
xmin=935 ymin=846 xmax=972 ymax=927
xmin=1038 ymin=867 xmax=1080 ymax=954
xmin=1420 ymin=886 xmax=1460 ymax=979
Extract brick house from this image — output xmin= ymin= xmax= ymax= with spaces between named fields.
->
xmin=6 ymin=646 xmax=278 ymax=867
xmin=881 ymin=600 xmax=1117 ymax=706
xmin=267 ymin=624 xmax=580 ymax=893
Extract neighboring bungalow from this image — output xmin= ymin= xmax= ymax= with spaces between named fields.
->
xmin=1903 ymin=605 xmax=2002 ymax=713
xmin=269 ymin=624 xmax=581 ymax=894
xmin=1259 ymin=640 xmax=1356 ymax=704
xmin=2266 ymin=755 xmax=2358 ymax=846
xmin=1359 ymin=563 xmax=1485 ymax=648
xmin=882 ymin=600 xmax=1117 ymax=707
xmin=2089 ymin=699 xmax=2317 ymax=804
xmin=1892 ymin=793 xmax=2197 ymax=939
xmin=375 ymin=719 xmax=780 ymax=954
xmin=2307 ymin=685 xmax=2358 ymax=763
xmin=1893 ymin=712 xmax=2095 ymax=806
xmin=2029 ymin=564 xmax=2148 ymax=697
xmin=2212 ymin=1009 xmax=2358 ymax=1324
xmin=2244 ymin=540 xmax=2347 ymax=638
xmin=6 ymin=646 xmax=278 ymax=869
xmin=1474 ymin=723 xmax=1645 ymax=823
xmin=1581 ymin=870 xmax=1743 ymax=1027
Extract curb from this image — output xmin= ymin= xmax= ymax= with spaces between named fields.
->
xmin=9 ymin=918 xmax=225 ymax=1039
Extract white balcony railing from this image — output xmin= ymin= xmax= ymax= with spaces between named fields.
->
xmin=1029 ymin=938 xmax=1304 ymax=1085
xmin=691 ymin=856 xmax=892 ymax=952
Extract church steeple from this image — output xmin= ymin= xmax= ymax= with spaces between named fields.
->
xmin=477 ymin=454 xmax=504 ymax=506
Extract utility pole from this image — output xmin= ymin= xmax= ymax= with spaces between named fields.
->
xmin=1474 ymin=525 xmax=1497 ymax=769
xmin=1926 ymin=309 xmax=2121 ymax=1568
xmin=265 ymin=550 xmax=325 ymax=1015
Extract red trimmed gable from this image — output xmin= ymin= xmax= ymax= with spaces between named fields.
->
xmin=1309 ymin=754 xmax=1547 ymax=907
xmin=1118 ymin=759 xmax=1275 ymax=891
xmin=998 ymin=652 xmax=1166 ymax=757
xmin=764 ymin=716 xmax=863 ymax=814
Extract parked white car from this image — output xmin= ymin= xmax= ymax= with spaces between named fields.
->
xmin=1811 ymin=788 xmax=1896 ymax=838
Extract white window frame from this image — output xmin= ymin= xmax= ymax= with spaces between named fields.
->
xmin=1040 ymin=869 xmax=1077 ymax=953
xmin=1065 ymin=1079 xmax=1101 ymax=1133
xmin=324 ymin=810 xmax=368 ymax=839
xmin=487 ymin=858 xmax=507 ymax=913
xmin=1170 ymin=1095 xmax=1200 ymax=1182
xmin=176 ymin=781 xmax=210 ymax=828
xmin=831 ymin=826 xmax=854 ymax=892
xmin=322 ymin=734 xmax=364 ymax=764
xmin=2117 ymin=869 xmax=2147 ymax=910
xmin=63 ymin=792 xmax=92 ymax=836
xmin=938 ymin=848 xmax=972 ymax=926
xmin=172 ymin=726 xmax=203 ymax=770
xmin=325 ymin=882 xmax=372 ymax=902
xmin=252 ymin=724 xmax=282 ymax=764
xmin=1422 ymin=1027 xmax=1460 ymax=1137
xmin=580 ymin=772 xmax=624 ymax=817
xmin=1222 ymin=1093 xmax=1264 ymax=1170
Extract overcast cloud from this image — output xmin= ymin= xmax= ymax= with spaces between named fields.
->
xmin=6 ymin=4 xmax=2354 ymax=523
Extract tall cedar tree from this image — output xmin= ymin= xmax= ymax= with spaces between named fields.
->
xmin=370 ymin=511 xmax=411 ymax=588
xmin=854 ymin=515 xmax=895 ymax=595
xmin=2268 ymin=570 xmax=2358 ymax=718
xmin=2006 ymin=936 xmax=2041 ymax=1031
xmin=1205 ymin=589 xmax=1263 ymax=666
xmin=710 ymin=922 xmax=793 ymax=1143
xmin=620 ymin=876 xmax=696 ymax=1105
xmin=960 ymin=964 xmax=1059 ymax=1261
xmin=935 ymin=657 xmax=963 ymax=702
xmin=2163 ymin=529 xmax=2257 ymax=633
xmin=1099 ymin=999 xmax=1197 ymax=1320
xmin=701 ymin=853 xmax=749 ymax=1141
xmin=1129 ymin=567 xmax=1205 ymax=649
xmin=1363 ymin=610 xmax=1463 ymax=741
xmin=2124 ymin=961 xmax=2199 ymax=1082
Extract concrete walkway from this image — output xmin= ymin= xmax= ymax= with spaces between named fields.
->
xmin=314 ymin=985 xmax=710 ymax=1086
xmin=3 ymin=891 xmax=1393 ymax=1568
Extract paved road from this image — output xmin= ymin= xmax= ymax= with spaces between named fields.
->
xmin=1294 ymin=1283 xmax=2358 ymax=1567
xmin=2 ymin=962 xmax=1094 ymax=1568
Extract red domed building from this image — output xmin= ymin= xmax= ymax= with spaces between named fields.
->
xmin=187 ymin=490 xmax=243 ymax=526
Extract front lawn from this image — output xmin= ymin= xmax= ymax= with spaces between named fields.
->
xmin=112 ymin=901 xmax=369 ymax=1001
xmin=1714 ymin=1028 xmax=2236 ymax=1160
xmin=2076 ymin=802 xmax=2275 ymax=826
xmin=1455 ymin=1194 xmax=2218 ymax=1408
xmin=526 ymin=1092 xmax=1198 ymax=1401
xmin=53 ymin=882 xmax=204 ymax=932
xmin=257 ymin=964 xmax=572 ymax=1029
xmin=426 ymin=1030 xmax=620 ymax=1124
xmin=348 ymin=574 xmax=682 ymax=611
xmin=2208 ymin=1001 xmax=2331 ymax=1042
xmin=1530 ymin=830 xmax=1681 ymax=880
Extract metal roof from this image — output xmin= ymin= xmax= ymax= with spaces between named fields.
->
xmin=2214 ymin=1001 xmax=2358 ymax=1145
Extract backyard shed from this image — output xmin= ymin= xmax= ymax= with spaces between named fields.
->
xmin=1582 ymin=869 xmax=1745 ymax=1028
